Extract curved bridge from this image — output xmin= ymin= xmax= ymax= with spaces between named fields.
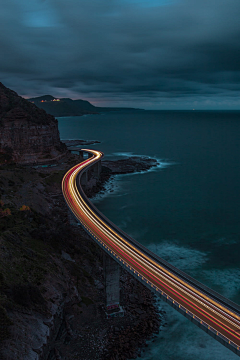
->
xmin=62 ymin=149 xmax=240 ymax=356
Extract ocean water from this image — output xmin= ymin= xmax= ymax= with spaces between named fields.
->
xmin=58 ymin=110 xmax=240 ymax=360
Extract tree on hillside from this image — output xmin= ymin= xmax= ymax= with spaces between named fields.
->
xmin=0 ymin=208 xmax=11 ymax=217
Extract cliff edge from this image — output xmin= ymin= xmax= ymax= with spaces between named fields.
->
xmin=0 ymin=82 xmax=66 ymax=164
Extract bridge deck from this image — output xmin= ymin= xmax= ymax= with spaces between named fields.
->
xmin=62 ymin=149 xmax=240 ymax=357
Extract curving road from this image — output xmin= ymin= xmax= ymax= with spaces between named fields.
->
xmin=62 ymin=149 xmax=240 ymax=356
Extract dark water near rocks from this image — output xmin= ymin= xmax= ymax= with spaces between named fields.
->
xmin=58 ymin=110 xmax=240 ymax=360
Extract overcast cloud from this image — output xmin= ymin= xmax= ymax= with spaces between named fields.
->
xmin=1 ymin=0 xmax=240 ymax=109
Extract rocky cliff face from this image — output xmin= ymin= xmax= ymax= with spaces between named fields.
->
xmin=0 ymin=82 xmax=66 ymax=164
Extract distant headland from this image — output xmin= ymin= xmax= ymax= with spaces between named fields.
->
xmin=28 ymin=95 xmax=143 ymax=117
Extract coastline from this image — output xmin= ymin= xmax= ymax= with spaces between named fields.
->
xmin=84 ymin=155 xmax=160 ymax=200
xmin=0 ymin=148 xmax=164 ymax=360
xmin=82 ymin=154 xmax=165 ymax=359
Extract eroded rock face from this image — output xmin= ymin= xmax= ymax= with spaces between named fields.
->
xmin=0 ymin=82 xmax=66 ymax=163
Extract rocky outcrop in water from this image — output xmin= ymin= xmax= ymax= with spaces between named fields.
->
xmin=103 ymin=156 xmax=159 ymax=174
xmin=0 ymin=82 xmax=66 ymax=164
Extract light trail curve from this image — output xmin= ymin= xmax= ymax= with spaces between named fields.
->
xmin=62 ymin=149 xmax=240 ymax=356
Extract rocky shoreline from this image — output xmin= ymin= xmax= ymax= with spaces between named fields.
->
xmin=61 ymin=139 xmax=101 ymax=147
xmin=0 ymin=149 xmax=165 ymax=360
xmin=103 ymin=156 xmax=159 ymax=174
xmin=79 ymin=153 xmax=164 ymax=360
xmin=102 ymin=270 xmax=165 ymax=360
xmin=85 ymin=156 xmax=160 ymax=199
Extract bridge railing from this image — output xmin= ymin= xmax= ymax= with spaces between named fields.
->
xmin=64 ymin=149 xmax=240 ymax=357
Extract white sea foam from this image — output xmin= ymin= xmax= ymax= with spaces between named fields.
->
xmin=91 ymin=177 xmax=120 ymax=203
xmin=213 ymin=237 xmax=238 ymax=246
xmin=142 ymin=243 xmax=239 ymax=360
xmin=147 ymin=241 xmax=207 ymax=271
xmin=117 ymin=158 xmax=174 ymax=177
xmin=113 ymin=152 xmax=134 ymax=157
xmin=113 ymin=151 xmax=175 ymax=167
xmin=143 ymin=301 xmax=239 ymax=360
xmin=92 ymin=153 xmax=174 ymax=202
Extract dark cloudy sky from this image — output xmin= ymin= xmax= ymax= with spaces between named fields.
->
xmin=1 ymin=0 xmax=240 ymax=109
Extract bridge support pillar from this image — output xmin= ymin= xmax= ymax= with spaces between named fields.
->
xmin=81 ymin=171 xmax=88 ymax=186
xmin=93 ymin=161 xmax=101 ymax=179
xmin=103 ymin=253 xmax=124 ymax=318
xmin=78 ymin=151 xmax=84 ymax=161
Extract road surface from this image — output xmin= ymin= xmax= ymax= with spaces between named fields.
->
xmin=62 ymin=149 xmax=240 ymax=355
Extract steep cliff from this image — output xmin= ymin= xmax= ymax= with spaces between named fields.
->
xmin=0 ymin=82 xmax=66 ymax=164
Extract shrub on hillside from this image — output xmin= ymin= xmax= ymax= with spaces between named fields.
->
xmin=19 ymin=205 xmax=31 ymax=211
xmin=0 ymin=208 xmax=11 ymax=217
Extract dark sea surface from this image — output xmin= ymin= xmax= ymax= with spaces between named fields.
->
xmin=58 ymin=110 xmax=240 ymax=360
